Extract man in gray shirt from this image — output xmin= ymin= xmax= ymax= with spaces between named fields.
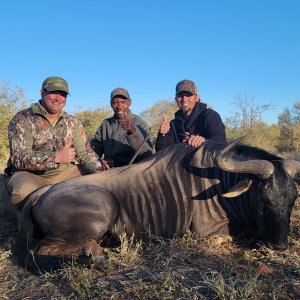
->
xmin=90 ymin=87 xmax=153 ymax=167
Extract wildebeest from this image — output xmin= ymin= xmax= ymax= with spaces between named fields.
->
xmin=18 ymin=138 xmax=300 ymax=269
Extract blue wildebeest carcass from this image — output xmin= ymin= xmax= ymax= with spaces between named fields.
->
xmin=17 ymin=138 xmax=300 ymax=269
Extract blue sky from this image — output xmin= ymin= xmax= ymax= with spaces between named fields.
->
xmin=1 ymin=0 xmax=299 ymax=124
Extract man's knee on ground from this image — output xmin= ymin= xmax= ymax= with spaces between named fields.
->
xmin=7 ymin=171 xmax=45 ymax=207
xmin=9 ymin=181 xmax=42 ymax=207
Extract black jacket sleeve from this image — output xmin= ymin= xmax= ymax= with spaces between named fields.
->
xmin=203 ymin=109 xmax=227 ymax=144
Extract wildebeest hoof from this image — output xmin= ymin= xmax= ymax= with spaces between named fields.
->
xmin=35 ymin=239 xmax=103 ymax=258
xmin=83 ymin=240 xmax=104 ymax=260
xmin=208 ymin=235 xmax=233 ymax=246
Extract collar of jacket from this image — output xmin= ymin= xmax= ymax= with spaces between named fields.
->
xmin=30 ymin=101 xmax=67 ymax=119
xmin=174 ymin=101 xmax=207 ymax=123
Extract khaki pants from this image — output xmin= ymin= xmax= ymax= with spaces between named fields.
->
xmin=6 ymin=165 xmax=82 ymax=209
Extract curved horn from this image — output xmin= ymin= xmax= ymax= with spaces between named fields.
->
xmin=216 ymin=137 xmax=274 ymax=179
xmin=282 ymin=160 xmax=300 ymax=178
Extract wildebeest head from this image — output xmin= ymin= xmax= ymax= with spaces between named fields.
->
xmin=215 ymin=138 xmax=300 ymax=250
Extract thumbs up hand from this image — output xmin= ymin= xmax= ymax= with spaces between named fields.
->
xmin=159 ymin=112 xmax=170 ymax=136
xmin=54 ymin=140 xmax=76 ymax=164
xmin=120 ymin=110 xmax=136 ymax=135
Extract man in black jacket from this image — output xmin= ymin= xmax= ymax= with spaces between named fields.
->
xmin=155 ymin=79 xmax=226 ymax=151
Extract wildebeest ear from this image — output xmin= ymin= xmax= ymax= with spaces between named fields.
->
xmin=221 ymin=179 xmax=253 ymax=198
xmin=282 ymin=160 xmax=300 ymax=179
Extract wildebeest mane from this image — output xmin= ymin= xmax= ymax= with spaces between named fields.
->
xmin=228 ymin=144 xmax=282 ymax=162
xmin=148 ymin=142 xmax=194 ymax=172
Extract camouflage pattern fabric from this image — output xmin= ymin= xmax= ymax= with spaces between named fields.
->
xmin=42 ymin=76 xmax=69 ymax=94
xmin=175 ymin=79 xmax=198 ymax=95
xmin=7 ymin=101 xmax=102 ymax=177
xmin=110 ymin=87 xmax=130 ymax=100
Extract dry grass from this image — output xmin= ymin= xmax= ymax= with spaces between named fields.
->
xmin=0 ymin=173 xmax=299 ymax=299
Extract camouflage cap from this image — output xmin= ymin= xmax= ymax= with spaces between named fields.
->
xmin=176 ymin=80 xmax=198 ymax=96
xmin=110 ymin=87 xmax=130 ymax=100
xmin=42 ymin=76 xmax=69 ymax=94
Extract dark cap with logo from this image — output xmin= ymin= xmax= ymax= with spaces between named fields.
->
xmin=110 ymin=87 xmax=130 ymax=100
xmin=42 ymin=76 xmax=69 ymax=94
xmin=176 ymin=80 xmax=198 ymax=96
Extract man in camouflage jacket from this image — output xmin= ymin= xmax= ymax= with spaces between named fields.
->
xmin=5 ymin=76 xmax=106 ymax=209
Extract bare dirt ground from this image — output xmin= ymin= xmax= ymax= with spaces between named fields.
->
xmin=0 ymin=173 xmax=299 ymax=300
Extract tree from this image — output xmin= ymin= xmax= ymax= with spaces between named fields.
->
xmin=278 ymin=108 xmax=294 ymax=125
xmin=140 ymin=98 xmax=178 ymax=144
xmin=0 ymin=81 xmax=27 ymax=161
xmin=226 ymin=123 xmax=280 ymax=152
xmin=278 ymin=101 xmax=300 ymax=126
xmin=225 ymin=94 xmax=273 ymax=132
xmin=293 ymin=101 xmax=300 ymax=124
xmin=74 ymin=106 xmax=112 ymax=140
xmin=224 ymin=95 xmax=275 ymax=149
xmin=277 ymin=100 xmax=300 ymax=153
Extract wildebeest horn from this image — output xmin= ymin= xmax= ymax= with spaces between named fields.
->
xmin=282 ymin=160 xmax=300 ymax=179
xmin=216 ymin=137 xmax=274 ymax=179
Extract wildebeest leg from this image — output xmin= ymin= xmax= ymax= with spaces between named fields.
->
xmin=31 ymin=184 xmax=120 ymax=259
xmin=35 ymin=239 xmax=103 ymax=260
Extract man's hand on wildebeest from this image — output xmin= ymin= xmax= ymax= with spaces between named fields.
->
xmin=185 ymin=134 xmax=206 ymax=148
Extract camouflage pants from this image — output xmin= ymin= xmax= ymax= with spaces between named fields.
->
xmin=6 ymin=165 xmax=82 ymax=210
